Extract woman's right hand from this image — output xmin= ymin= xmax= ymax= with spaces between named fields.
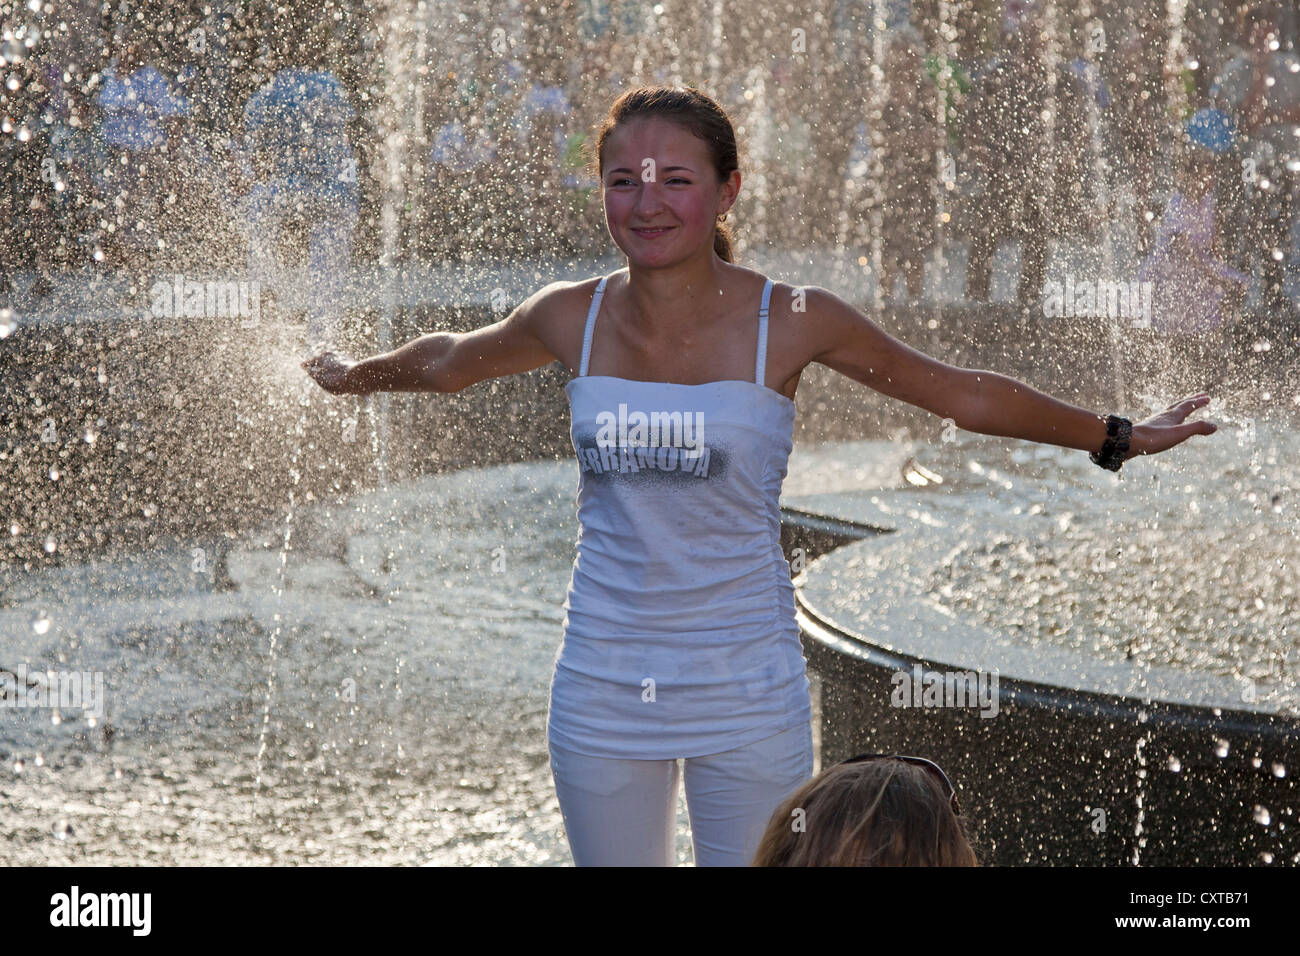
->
xmin=301 ymin=350 xmax=360 ymax=395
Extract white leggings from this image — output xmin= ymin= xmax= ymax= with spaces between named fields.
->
xmin=548 ymin=722 xmax=814 ymax=866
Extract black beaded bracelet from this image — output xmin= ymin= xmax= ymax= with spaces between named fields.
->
xmin=1090 ymin=415 xmax=1133 ymax=472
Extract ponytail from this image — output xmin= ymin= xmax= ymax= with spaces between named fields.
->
xmin=714 ymin=218 xmax=734 ymax=263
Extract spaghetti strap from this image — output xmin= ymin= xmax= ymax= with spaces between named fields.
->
xmin=755 ymin=277 xmax=774 ymax=387
xmin=578 ymin=272 xmax=617 ymax=378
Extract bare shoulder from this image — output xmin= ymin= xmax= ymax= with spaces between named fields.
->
xmin=801 ymin=284 xmax=907 ymax=366
xmin=771 ymin=281 xmax=969 ymax=415
xmin=515 ymin=275 xmax=607 ymax=376
xmin=758 ymin=278 xmax=866 ymax=368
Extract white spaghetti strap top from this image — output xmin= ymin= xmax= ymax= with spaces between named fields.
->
xmin=548 ymin=269 xmax=810 ymax=760
xmin=577 ymin=270 xmax=777 ymax=386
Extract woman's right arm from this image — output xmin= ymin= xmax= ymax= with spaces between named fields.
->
xmin=302 ymin=282 xmax=564 ymax=395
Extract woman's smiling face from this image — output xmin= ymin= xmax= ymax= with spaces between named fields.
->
xmin=600 ymin=116 xmax=739 ymax=266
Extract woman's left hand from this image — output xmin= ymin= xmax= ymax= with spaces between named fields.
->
xmin=1126 ymin=393 xmax=1218 ymax=461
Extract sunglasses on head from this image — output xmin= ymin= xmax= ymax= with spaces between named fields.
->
xmin=836 ymin=753 xmax=961 ymax=816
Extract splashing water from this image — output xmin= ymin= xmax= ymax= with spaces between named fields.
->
xmin=1131 ymin=711 xmax=1149 ymax=865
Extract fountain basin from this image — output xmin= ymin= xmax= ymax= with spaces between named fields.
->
xmin=781 ymin=500 xmax=1300 ymax=866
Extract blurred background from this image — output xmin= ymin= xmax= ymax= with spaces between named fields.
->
xmin=2 ymin=0 xmax=1296 ymax=302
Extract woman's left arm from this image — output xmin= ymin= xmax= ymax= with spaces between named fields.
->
xmin=941 ymin=369 xmax=1217 ymax=462
xmin=806 ymin=287 xmax=1218 ymax=463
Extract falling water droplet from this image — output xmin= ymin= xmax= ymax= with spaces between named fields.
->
xmin=1253 ymin=756 xmax=1263 ymax=768
xmin=48 ymin=467 xmax=59 ymax=481
xmin=1260 ymin=851 xmax=1274 ymax=863
xmin=43 ymin=535 xmax=57 ymax=553
xmin=1273 ymin=762 xmax=1286 ymax=779
xmin=1214 ymin=738 xmax=1229 ymax=757
xmin=1166 ymin=755 xmax=1182 ymax=772
xmin=1253 ymin=805 xmax=1271 ymax=826
xmin=51 ymin=818 xmax=71 ymax=840
xmin=31 ymin=611 xmax=51 ymax=634
xmin=12 ymin=758 xmax=24 ymax=774
xmin=50 ymin=709 xmax=61 ymax=726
